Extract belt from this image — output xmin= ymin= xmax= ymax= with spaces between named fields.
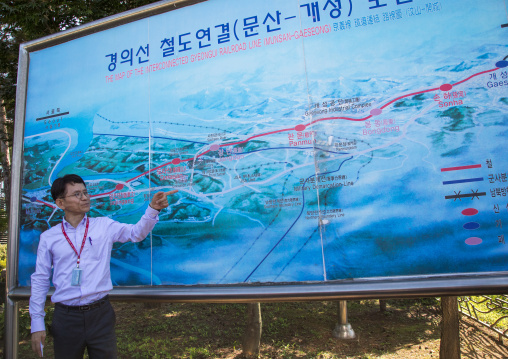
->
xmin=56 ymin=295 xmax=109 ymax=312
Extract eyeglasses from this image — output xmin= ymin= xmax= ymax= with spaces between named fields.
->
xmin=62 ymin=191 xmax=90 ymax=199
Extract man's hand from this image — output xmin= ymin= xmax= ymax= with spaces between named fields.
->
xmin=150 ymin=190 xmax=178 ymax=211
xmin=31 ymin=330 xmax=46 ymax=357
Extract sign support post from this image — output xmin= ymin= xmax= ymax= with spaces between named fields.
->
xmin=333 ymin=300 xmax=356 ymax=340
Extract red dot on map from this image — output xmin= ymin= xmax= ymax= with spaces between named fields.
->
xmin=440 ymin=84 xmax=453 ymax=91
xmin=461 ymin=208 xmax=478 ymax=216
xmin=295 ymin=124 xmax=306 ymax=131
xmin=210 ymin=144 xmax=220 ymax=151
xmin=172 ymin=158 xmax=181 ymax=165
xmin=370 ymin=108 xmax=382 ymax=116
xmin=115 ymin=184 xmax=124 ymax=190
xmin=465 ymin=237 xmax=482 ymax=246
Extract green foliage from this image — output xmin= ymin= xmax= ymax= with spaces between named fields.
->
xmin=0 ymin=191 xmax=7 ymax=242
xmin=0 ymin=302 xmax=33 ymax=341
xmin=0 ymin=243 xmax=6 ymax=270
xmin=18 ymin=304 xmax=32 ymax=337
xmin=462 ymin=295 xmax=508 ymax=331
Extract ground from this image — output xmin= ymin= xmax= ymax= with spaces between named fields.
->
xmin=5 ymin=298 xmax=508 ymax=358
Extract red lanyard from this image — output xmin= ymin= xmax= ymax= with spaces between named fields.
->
xmin=61 ymin=217 xmax=89 ymax=268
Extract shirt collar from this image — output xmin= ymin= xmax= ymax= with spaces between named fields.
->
xmin=62 ymin=214 xmax=88 ymax=230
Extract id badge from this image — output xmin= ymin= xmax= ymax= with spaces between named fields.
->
xmin=71 ymin=267 xmax=82 ymax=286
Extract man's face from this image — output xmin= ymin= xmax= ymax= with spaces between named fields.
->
xmin=55 ymin=182 xmax=90 ymax=216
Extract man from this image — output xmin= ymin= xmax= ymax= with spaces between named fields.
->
xmin=30 ymin=174 xmax=177 ymax=358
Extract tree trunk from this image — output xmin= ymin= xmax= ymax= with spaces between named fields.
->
xmin=440 ymin=296 xmax=461 ymax=359
xmin=242 ymin=302 xmax=262 ymax=358
xmin=0 ymin=101 xmax=12 ymax=207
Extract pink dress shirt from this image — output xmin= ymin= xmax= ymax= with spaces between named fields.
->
xmin=29 ymin=206 xmax=159 ymax=333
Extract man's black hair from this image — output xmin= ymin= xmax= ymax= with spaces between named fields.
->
xmin=51 ymin=174 xmax=86 ymax=201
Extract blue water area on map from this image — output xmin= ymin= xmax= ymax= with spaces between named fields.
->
xmin=18 ymin=230 xmax=42 ymax=286
xmin=48 ymin=115 xmax=95 ymax=182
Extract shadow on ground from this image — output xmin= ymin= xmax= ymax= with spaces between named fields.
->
xmin=460 ymin=317 xmax=508 ymax=359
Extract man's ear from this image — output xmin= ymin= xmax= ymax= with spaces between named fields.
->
xmin=55 ymin=198 xmax=66 ymax=211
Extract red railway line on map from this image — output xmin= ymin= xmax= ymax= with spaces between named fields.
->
xmin=32 ymin=62 xmax=506 ymax=206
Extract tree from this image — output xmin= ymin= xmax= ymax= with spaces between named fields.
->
xmin=243 ymin=303 xmax=262 ymax=358
xmin=0 ymin=0 xmax=160 ymax=224
xmin=440 ymin=296 xmax=461 ymax=359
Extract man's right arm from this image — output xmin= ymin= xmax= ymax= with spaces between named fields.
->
xmin=29 ymin=235 xmax=52 ymax=356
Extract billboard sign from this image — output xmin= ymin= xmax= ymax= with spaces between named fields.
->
xmin=11 ymin=0 xmax=508 ymax=297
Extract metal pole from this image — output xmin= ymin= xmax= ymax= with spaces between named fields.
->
xmin=5 ymin=42 xmax=30 ymax=359
xmin=5 ymin=296 xmax=19 ymax=359
xmin=332 ymin=300 xmax=356 ymax=340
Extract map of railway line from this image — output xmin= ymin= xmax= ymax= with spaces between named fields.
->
xmin=25 ymin=61 xmax=504 ymax=199
xmin=18 ymin=0 xmax=508 ymax=286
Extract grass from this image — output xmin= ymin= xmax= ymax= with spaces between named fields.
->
xmin=1 ymin=298 xmax=507 ymax=358
xmin=459 ymin=295 xmax=508 ymax=331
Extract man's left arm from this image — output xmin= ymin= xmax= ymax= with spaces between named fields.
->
xmin=112 ymin=190 xmax=178 ymax=243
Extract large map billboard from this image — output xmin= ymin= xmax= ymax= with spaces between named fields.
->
xmin=17 ymin=0 xmax=508 ymax=290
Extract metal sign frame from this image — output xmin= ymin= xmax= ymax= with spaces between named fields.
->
xmin=6 ymin=0 xmax=508 ymax=357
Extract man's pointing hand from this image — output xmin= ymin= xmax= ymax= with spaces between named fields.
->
xmin=150 ymin=190 xmax=178 ymax=210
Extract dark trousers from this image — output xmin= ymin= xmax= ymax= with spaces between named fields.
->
xmin=51 ymin=297 xmax=117 ymax=359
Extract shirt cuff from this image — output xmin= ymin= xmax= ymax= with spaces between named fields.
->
xmin=146 ymin=205 xmax=160 ymax=219
xmin=31 ymin=317 xmax=46 ymax=333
